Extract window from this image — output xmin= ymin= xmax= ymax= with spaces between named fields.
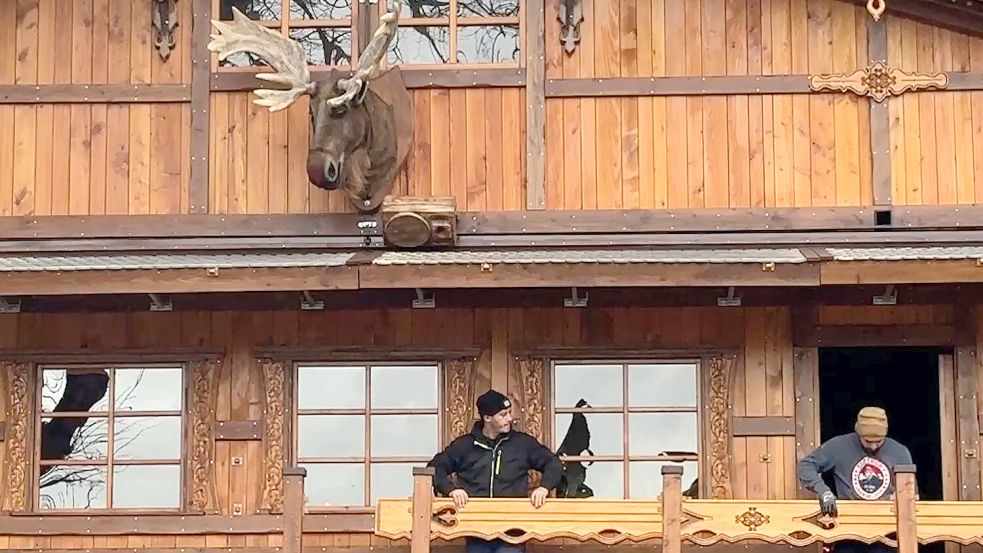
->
xmin=387 ymin=0 xmax=521 ymax=65
xmin=36 ymin=365 xmax=185 ymax=510
xmin=217 ymin=0 xmax=356 ymax=66
xmin=551 ymin=361 xmax=700 ymax=499
xmin=294 ymin=362 xmax=441 ymax=507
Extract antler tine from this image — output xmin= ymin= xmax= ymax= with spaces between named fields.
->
xmin=327 ymin=0 xmax=403 ymax=108
xmin=207 ymin=8 xmax=314 ymax=112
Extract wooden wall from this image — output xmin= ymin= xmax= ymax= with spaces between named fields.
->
xmin=0 ymin=0 xmax=979 ymax=215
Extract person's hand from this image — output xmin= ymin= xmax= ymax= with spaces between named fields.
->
xmin=530 ymin=486 xmax=549 ymax=508
xmin=819 ymin=491 xmax=838 ymax=517
xmin=449 ymin=489 xmax=469 ymax=509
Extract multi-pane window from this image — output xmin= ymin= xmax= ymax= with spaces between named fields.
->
xmin=217 ymin=0 xmax=355 ymax=66
xmin=295 ymin=363 xmax=441 ymax=507
xmin=36 ymin=366 xmax=184 ymax=510
xmin=551 ymin=361 xmax=700 ymax=499
xmin=386 ymin=0 xmax=520 ymax=64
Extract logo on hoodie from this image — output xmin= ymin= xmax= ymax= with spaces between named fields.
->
xmin=851 ymin=456 xmax=890 ymax=500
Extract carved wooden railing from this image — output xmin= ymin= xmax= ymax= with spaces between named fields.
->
xmin=375 ymin=465 xmax=983 ymax=553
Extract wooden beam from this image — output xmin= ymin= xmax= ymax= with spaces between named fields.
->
xmin=524 ymin=0 xmax=546 ymax=210
xmin=283 ymin=469 xmax=306 ymax=553
xmin=1 ymin=266 xmax=360 ymax=296
xmin=731 ymin=416 xmax=796 ymax=436
xmin=803 ymin=324 xmax=957 ymax=347
xmin=358 ymin=262 xmax=820 ymax=289
xmin=254 ymin=346 xmax=480 ymax=362
xmin=947 ymin=73 xmax=983 ymax=91
xmin=822 ymin=260 xmax=983 ymax=285
xmin=209 ymin=68 xmax=526 ymax=91
xmin=546 ymin=75 xmax=811 ymax=97
xmin=956 ymin=346 xmax=982 ymax=500
xmin=0 ymin=512 xmax=377 ymax=535
xmin=868 ymin=18 xmax=892 ymax=206
xmin=0 ymin=349 xmax=222 ymax=364
xmin=793 ymin=347 xmax=819 ymax=500
xmin=189 ymin=0 xmax=212 ymax=214
xmin=0 ymin=84 xmax=191 ymax=104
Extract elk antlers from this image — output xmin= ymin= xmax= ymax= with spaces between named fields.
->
xmin=328 ymin=0 xmax=404 ymax=107
xmin=207 ymin=1 xmax=403 ymax=112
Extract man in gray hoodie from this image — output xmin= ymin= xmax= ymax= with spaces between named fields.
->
xmin=797 ymin=406 xmax=913 ymax=553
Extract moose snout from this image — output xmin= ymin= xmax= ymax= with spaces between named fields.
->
xmin=307 ymin=156 xmax=344 ymax=190
xmin=324 ymin=160 xmax=343 ymax=184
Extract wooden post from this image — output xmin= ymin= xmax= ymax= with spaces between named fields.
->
xmin=411 ymin=467 xmax=435 ymax=553
xmin=283 ymin=468 xmax=307 ymax=553
xmin=894 ymin=464 xmax=917 ymax=553
xmin=662 ymin=465 xmax=683 ymax=553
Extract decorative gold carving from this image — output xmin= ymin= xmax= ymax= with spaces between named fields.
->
xmin=866 ymin=0 xmax=886 ymax=20
xmin=704 ymin=355 xmax=734 ymax=499
xmin=513 ymin=357 xmax=545 ymax=442
xmin=809 ymin=61 xmax=948 ymax=102
xmin=261 ymin=360 xmax=286 ymax=513
xmin=736 ymin=507 xmax=770 ymax=531
xmin=188 ymin=360 xmax=218 ymax=512
xmin=446 ymin=358 xmax=476 ymax=440
xmin=377 ymin=497 xmax=665 ymax=544
xmin=1 ymin=362 xmax=31 ymax=512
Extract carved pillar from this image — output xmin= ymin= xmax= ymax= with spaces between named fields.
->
xmin=260 ymin=360 xmax=286 ymax=513
xmin=702 ymin=355 xmax=735 ymax=499
xmin=511 ymin=357 xmax=546 ymax=443
xmin=1 ymin=362 xmax=33 ymax=512
xmin=187 ymin=360 xmax=220 ymax=513
xmin=445 ymin=357 xmax=477 ymax=443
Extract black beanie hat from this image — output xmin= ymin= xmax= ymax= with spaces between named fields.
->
xmin=476 ymin=389 xmax=511 ymax=417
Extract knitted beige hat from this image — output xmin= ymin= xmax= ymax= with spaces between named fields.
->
xmin=855 ymin=406 xmax=888 ymax=439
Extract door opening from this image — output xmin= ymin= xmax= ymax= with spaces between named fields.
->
xmin=818 ymin=347 xmax=945 ymax=553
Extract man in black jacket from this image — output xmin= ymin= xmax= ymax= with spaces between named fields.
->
xmin=428 ymin=389 xmax=563 ymax=553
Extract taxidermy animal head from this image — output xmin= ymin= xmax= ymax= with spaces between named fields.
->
xmin=207 ymin=1 xmax=411 ymax=212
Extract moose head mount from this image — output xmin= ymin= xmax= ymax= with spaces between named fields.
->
xmin=207 ymin=1 xmax=413 ymax=213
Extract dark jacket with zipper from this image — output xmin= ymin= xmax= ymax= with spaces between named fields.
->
xmin=428 ymin=421 xmax=563 ymax=498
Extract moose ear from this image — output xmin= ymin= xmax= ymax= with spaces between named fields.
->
xmin=354 ymin=80 xmax=369 ymax=106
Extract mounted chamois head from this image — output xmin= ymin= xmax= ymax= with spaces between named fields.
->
xmin=207 ymin=2 xmax=411 ymax=212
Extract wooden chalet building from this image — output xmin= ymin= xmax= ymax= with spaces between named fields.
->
xmin=1 ymin=0 xmax=983 ymax=552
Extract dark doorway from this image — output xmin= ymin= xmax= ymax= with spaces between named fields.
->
xmin=819 ymin=347 xmax=944 ymax=553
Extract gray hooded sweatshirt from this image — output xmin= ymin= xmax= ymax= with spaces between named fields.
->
xmin=796 ymin=432 xmax=913 ymax=500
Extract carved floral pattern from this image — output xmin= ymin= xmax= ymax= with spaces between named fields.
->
xmin=446 ymin=358 xmax=475 ymax=440
xmin=261 ymin=360 xmax=286 ymax=513
xmin=809 ymin=61 xmax=948 ymax=102
xmin=188 ymin=360 xmax=217 ymax=512
xmin=514 ymin=357 xmax=545 ymax=442
xmin=705 ymin=355 xmax=733 ymax=499
xmin=736 ymin=507 xmax=770 ymax=531
xmin=1 ymin=362 xmax=30 ymax=512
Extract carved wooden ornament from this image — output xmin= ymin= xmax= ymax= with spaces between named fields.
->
xmin=1 ymin=362 xmax=31 ymax=512
xmin=703 ymin=355 xmax=734 ymax=499
xmin=207 ymin=2 xmax=413 ymax=213
xmin=511 ymin=357 xmax=546 ymax=442
xmin=866 ymin=0 xmax=886 ymax=20
xmin=188 ymin=360 xmax=220 ymax=512
xmin=260 ymin=360 xmax=286 ymax=513
xmin=446 ymin=357 xmax=476 ymax=442
xmin=809 ymin=61 xmax=947 ymax=102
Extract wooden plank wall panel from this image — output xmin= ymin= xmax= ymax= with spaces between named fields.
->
xmin=887 ymin=19 xmax=983 ymax=205
xmin=210 ymin=90 xmax=526 ymax=214
xmin=0 ymin=305 xmax=795 ymax=517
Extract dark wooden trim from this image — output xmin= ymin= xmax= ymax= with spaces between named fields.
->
xmin=868 ymin=18 xmax=892 ymax=207
xmin=189 ymin=0 xmax=212 ymax=214
xmin=955 ymin=346 xmax=982 ymax=500
xmin=822 ymin=260 xmax=983 ymax=286
xmin=461 ymin=207 xmax=876 ymax=234
xmin=255 ymin=346 xmax=481 ymax=362
xmin=0 ymin=349 xmax=223 ymax=364
xmin=0 ymin=84 xmax=191 ymax=104
xmin=511 ymin=347 xmax=740 ymax=359
xmin=2 ymin=266 xmax=360 ymax=296
xmin=731 ymin=416 xmax=796 ymax=436
xmin=947 ymin=73 xmax=983 ymax=91
xmin=283 ymin=470 xmax=305 ymax=553
xmin=214 ymin=420 xmax=262 ymax=441
xmin=0 ymin=514 xmax=284 ymax=535
xmin=525 ymin=0 xmax=546 ymax=210
xmin=890 ymin=205 xmax=983 ymax=229
xmin=0 ymin=214 xmax=379 ymax=239
xmin=302 ymin=512 xmax=375 ymax=533
xmin=793 ymin=347 xmax=819 ymax=499
xmin=546 ymin=75 xmax=811 ymax=97
xmin=803 ymin=324 xmax=957 ymax=347
xmin=359 ymin=261 xmax=820 ymax=289
xmin=0 ymin=421 xmax=5 ymax=442
xmin=210 ymin=68 xmax=526 ymax=91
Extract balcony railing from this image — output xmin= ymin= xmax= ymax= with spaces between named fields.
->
xmin=375 ymin=464 xmax=983 ymax=553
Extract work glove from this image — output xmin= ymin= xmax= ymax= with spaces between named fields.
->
xmin=819 ymin=491 xmax=838 ymax=517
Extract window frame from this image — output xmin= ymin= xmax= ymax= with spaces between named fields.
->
xmin=548 ymin=357 xmax=703 ymax=500
xmin=31 ymin=362 xmax=188 ymax=513
xmin=290 ymin=359 xmax=445 ymax=510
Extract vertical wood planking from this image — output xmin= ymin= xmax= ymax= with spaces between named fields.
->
xmin=525 ymin=0 xmax=546 ymax=210
xmin=189 ymin=0 xmax=211 ymax=213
